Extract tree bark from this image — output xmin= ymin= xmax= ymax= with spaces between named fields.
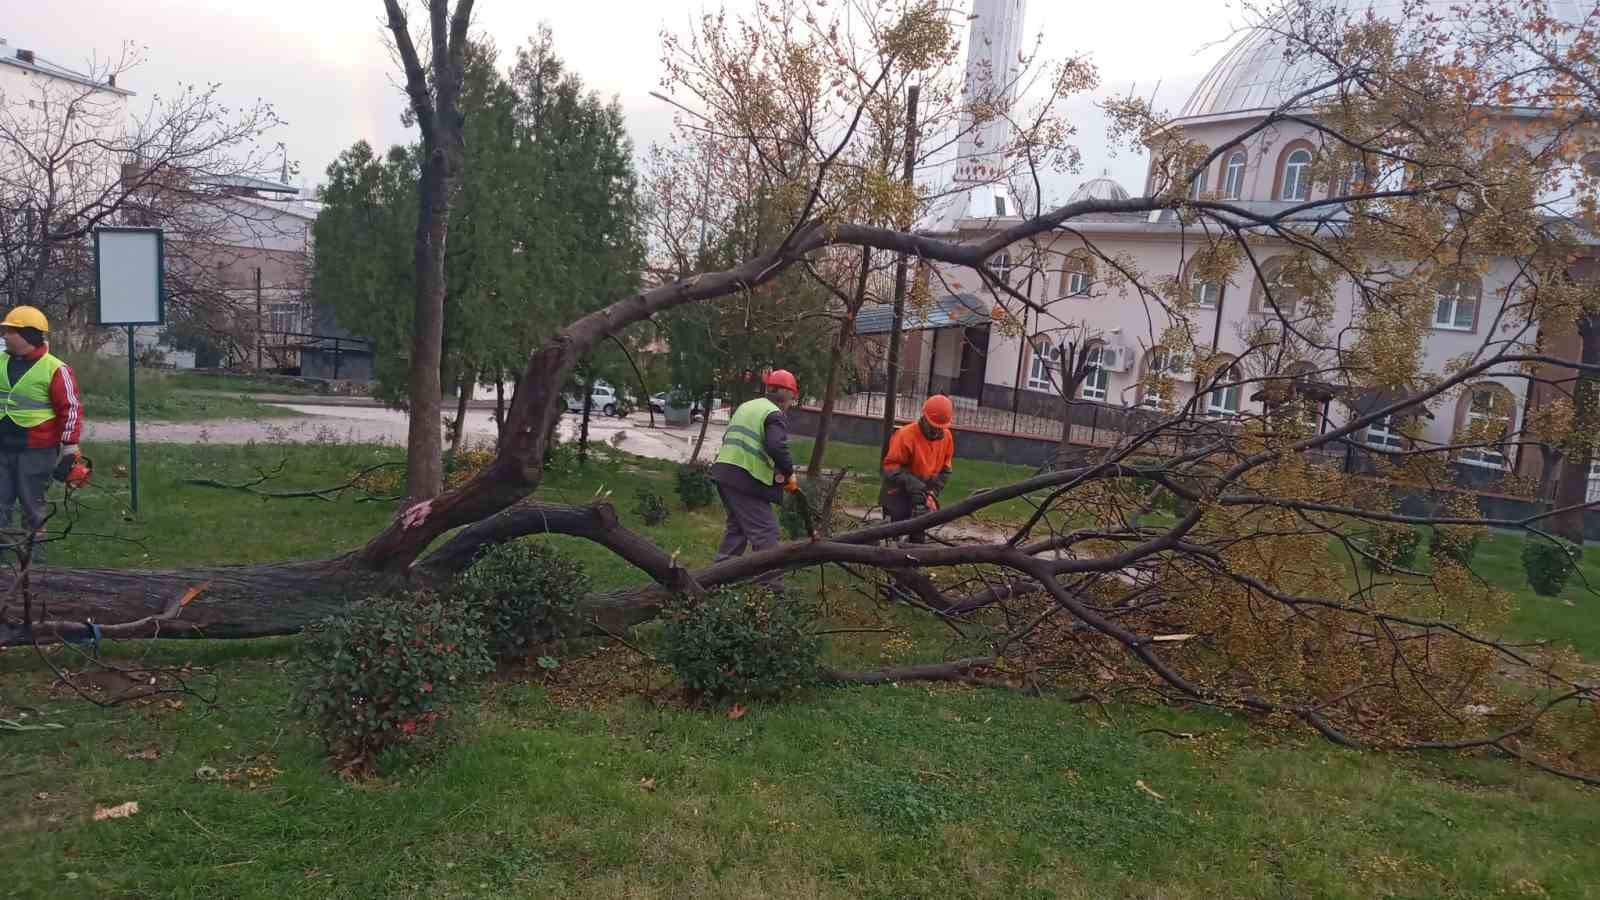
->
xmin=579 ymin=374 xmax=596 ymax=466
xmin=1551 ymin=316 xmax=1600 ymax=543
xmin=808 ymin=247 xmax=872 ymax=477
xmin=879 ymin=86 xmax=920 ymax=459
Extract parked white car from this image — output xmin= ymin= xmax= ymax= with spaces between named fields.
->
xmin=564 ymin=382 xmax=623 ymax=417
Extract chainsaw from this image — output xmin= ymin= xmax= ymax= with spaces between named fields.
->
xmin=52 ymin=452 xmax=91 ymax=489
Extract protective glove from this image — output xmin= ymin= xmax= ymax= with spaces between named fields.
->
xmin=925 ymin=493 xmax=938 ymax=512
xmin=783 ymin=475 xmax=800 ymax=494
xmin=899 ymin=472 xmax=927 ymax=495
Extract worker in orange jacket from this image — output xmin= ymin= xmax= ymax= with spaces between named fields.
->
xmin=879 ymin=395 xmax=955 ymax=544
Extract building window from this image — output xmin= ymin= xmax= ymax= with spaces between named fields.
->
xmin=1206 ymin=365 xmax=1242 ymax=417
xmin=1434 ymin=278 xmax=1479 ymax=331
xmin=1458 ymin=385 xmax=1512 ymax=469
xmin=990 ymin=250 xmax=1012 ymax=281
xmin=1081 ymin=344 xmax=1108 ymax=402
xmin=1192 ymin=274 xmax=1220 ymax=309
xmin=995 ymin=196 xmax=1008 ymax=217
xmin=1141 ymin=349 xmax=1175 ymax=410
xmin=266 ymin=302 xmax=301 ymax=335
xmin=1587 ymin=458 xmax=1600 ymax=504
xmin=1065 ymin=270 xmax=1090 ymax=296
xmin=1027 ymin=344 xmax=1062 ymax=392
xmin=1189 ymin=170 xmax=1206 ymax=200
xmin=1280 ymin=148 xmax=1312 ymax=201
xmin=1365 ymin=415 xmax=1407 ymax=450
xmin=1223 ymin=151 xmax=1246 ymax=200
xmin=1253 ymin=257 xmax=1300 ymax=316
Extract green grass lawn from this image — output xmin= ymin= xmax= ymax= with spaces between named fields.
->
xmin=72 ymin=358 xmax=297 ymax=424
xmin=3 ymin=439 xmax=1599 ymax=898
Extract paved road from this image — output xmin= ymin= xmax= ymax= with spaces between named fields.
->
xmin=84 ymin=405 xmax=730 ymax=465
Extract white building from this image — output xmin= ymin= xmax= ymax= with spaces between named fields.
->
xmin=858 ymin=0 xmax=1594 ymax=489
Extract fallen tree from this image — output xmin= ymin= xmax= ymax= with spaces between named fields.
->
xmin=7 ymin=0 xmax=1600 ymax=781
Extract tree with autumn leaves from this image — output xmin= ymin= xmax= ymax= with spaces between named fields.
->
xmin=10 ymin=0 xmax=1600 ymax=784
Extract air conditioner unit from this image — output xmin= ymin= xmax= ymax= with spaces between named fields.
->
xmin=1102 ymin=344 xmax=1134 ymax=373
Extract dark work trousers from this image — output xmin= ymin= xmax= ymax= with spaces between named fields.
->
xmin=714 ymin=483 xmax=784 ymax=591
xmin=881 ymin=488 xmax=929 ymax=544
xmin=0 ymin=448 xmax=55 ymax=564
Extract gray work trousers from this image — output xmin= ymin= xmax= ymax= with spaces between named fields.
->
xmin=0 ymin=448 xmax=55 ymax=564
xmin=714 ymin=483 xmax=783 ymax=591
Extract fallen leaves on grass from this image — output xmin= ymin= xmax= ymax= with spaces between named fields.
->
xmin=727 ymin=703 xmax=748 ymax=720
xmin=638 ymin=777 xmax=657 ymax=792
xmin=1135 ymin=779 xmax=1166 ymax=801
xmin=92 ymin=801 xmax=139 ymax=821
xmin=125 ymin=746 xmax=161 ymax=761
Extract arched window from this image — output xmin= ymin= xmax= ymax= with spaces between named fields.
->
xmin=1456 ymin=382 xmax=1515 ymax=468
xmin=1222 ymin=150 xmax=1247 ymax=200
xmin=1080 ymin=343 xmax=1109 ymax=402
xmin=1280 ymin=148 xmax=1313 ymax=201
xmin=1206 ymin=363 xmax=1242 ymax=417
xmin=1060 ymin=252 xmax=1094 ymax=297
xmin=1027 ymin=342 xmax=1062 ymax=392
xmin=1140 ymin=348 xmax=1182 ymax=410
xmin=1185 ymin=258 xmax=1224 ymax=309
xmin=1250 ymin=256 xmax=1302 ymax=316
xmin=1434 ymin=275 xmax=1481 ymax=331
xmin=990 ymin=250 xmax=1013 ymax=281
xmin=1189 ymin=168 xmax=1207 ymax=200
xmin=1365 ymin=415 xmax=1407 ymax=450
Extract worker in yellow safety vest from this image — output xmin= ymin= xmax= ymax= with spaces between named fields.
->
xmin=0 ymin=306 xmax=83 ymax=562
xmin=710 ymin=369 xmax=799 ymax=590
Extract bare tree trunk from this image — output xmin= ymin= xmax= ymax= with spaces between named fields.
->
xmin=1551 ymin=317 xmax=1600 ymax=543
xmin=688 ymin=384 xmax=713 ymax=461
xmin=449 ymin=374 xmax=473 ymax=456
xmin=808 ymin=247 xmax=871 ymax=477
xmin=494 ymin=374 xmax=506 ymax=444
xmin=384 ymin=0 xmax=476 ymax=502
xmin=579 ymin=375 xmax=596 ymax=466
xmin=878 ymin=86 xmax=920 ymax=459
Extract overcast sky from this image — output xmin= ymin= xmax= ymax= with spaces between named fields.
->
xmin=5 ymin=1 xmax=1244 ymax=203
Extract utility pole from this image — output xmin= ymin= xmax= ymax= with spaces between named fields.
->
xmin=254 ymin=266 xmax=263 ymax=371
xmin=879 ymin=84 xmax=920 ymax=458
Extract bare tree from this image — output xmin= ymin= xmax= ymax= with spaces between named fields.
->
xmin=381 ymin=0 xmax=476 ymax=500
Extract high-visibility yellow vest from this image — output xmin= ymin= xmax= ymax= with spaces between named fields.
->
xmin=715 ymin=398 xmax=780 ymax=486
xmin=0 ymin=353 xmax=61 ymax=429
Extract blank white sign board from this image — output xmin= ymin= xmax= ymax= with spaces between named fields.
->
xmin=95 ymin=228 xmax=164 ymax=325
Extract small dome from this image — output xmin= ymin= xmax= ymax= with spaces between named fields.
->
xmin=1178 ymin=0 xmax=1593 ymax=120
xmin=1069 ymin=175 xmax=1130 ymax=203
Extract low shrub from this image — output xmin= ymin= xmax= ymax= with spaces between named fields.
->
xmin=674 ymin=461 xmax=718 ymax=510
xmin=660 ymin=587 xmax=821 ymax=700
xmin=780 ymin=479 xmax=829 ymax=539
xmin=295 ymin=592 xmax=492 ymax=769
xmin=1364 ymin=524 xmax=1422 ymax=572
xmin=634 ymin=488 xmax=671 ymax=526
xmin=1522 ymin=538 xmax=1583 ymax=597
xmin=457 ymin=539 xmax=589 ymax=659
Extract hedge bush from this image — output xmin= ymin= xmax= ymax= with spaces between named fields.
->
xmin=674 ymin=461 xmax=718 ymax=510
xmin=295 ymin=593 xmax=492 ymax=767
xmin=1428 ymin=526 xmax=1481 ymax=566
xmin=1365 ymin=524 xmax=1422 ymax=572
xmin=660 ymin=587 xmax=821 ymax=699
xmin=1522 ymin=538 xmax=1583 ymax=597
xmin=457 ymin=539 xmax=589 ymax=660
xmin=634 ymin=488 xmax=671 ymax=526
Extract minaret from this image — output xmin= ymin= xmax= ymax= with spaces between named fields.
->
xmin=949 ymin=0 xmax=1027 ymax=221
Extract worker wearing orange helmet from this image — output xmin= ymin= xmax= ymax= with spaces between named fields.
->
xmin=0 ymin=306 xmax=83 ymax=562
xmin=710 ymin=368 xmax=800 ymax=589
xmin=880 ymin=394 xmax=956 ymax=543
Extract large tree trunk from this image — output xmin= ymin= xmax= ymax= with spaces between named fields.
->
xmin=405 ymin=152 xmax=449 ymax=500
xmin=1551 ymin=317 xmax=1600 ymax=543
xmin=808 ymin=247 xmax=872 ymax=477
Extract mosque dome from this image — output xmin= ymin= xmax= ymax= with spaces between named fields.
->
xmin=1068 ymin=174 xmax=1131 ymax=203
xmin=1177 ymin=0 xmax=1592 ymax=120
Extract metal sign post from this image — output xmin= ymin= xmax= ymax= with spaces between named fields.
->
xmin=94 ymin=227 xmax=164 ymax=514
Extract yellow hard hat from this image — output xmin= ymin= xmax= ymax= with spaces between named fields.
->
xmin=0 ymin=306 xmax=48 ymax=333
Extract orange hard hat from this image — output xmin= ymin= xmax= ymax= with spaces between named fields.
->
xmin=765 ymin=368 xmax=799 ymax=394
xmin=923 ymin=394 xmax=954 ymax=427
